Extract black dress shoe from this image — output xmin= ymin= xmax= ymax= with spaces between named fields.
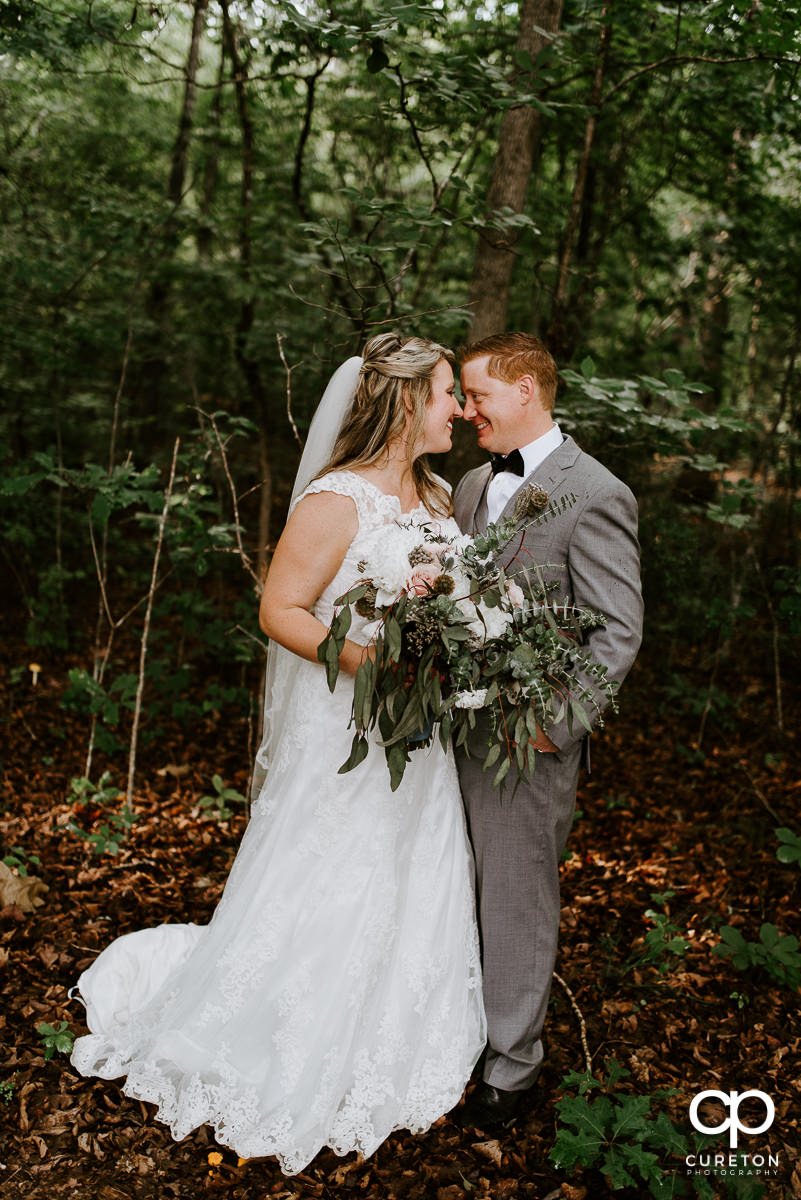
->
xmin=454 ymin=1081 xmax=526 ymax=1130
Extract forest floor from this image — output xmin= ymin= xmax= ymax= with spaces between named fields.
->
xmin=1 ymin=643 xmax=799 ymax=1200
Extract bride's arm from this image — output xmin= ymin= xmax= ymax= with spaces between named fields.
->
xmin=259 ymin=491 xmax=368 ymax=675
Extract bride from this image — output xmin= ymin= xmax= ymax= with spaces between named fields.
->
xmin=70 ymin=333 xmax=486 ymax=1175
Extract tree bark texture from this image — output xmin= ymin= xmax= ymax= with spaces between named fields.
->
xmin=546 ymin=1 xmax=613 ymax=358
xmin=197 ymin=33 xmax=227 ymax=261
xmin=467 ymin=0 xmax=563 ymax=343
xmin=168 ymin=0 xmax=209 ymax=207
xmin=219 ymin=0 xmax=273 ymax=544
xmin=144 ymin=0 xmax=208 ymax=402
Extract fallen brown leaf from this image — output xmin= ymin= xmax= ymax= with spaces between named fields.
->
xmin=471 ymin=1139 xmax=504 ymax=1167
xmin=0 ymin=862 xmax=48 ymax=912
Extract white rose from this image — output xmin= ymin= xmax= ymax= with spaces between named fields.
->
xmin=505 ymin=580 xmax=525 ymax=607
xmin=453 ymin=688 xmax=488 ymax=710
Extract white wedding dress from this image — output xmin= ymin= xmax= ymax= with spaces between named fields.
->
xmin=70 ymin=471 xmax=486 ymax=1175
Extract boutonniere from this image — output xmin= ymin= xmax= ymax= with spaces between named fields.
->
xmin=512 ymin=483 xmax=549 ymax=523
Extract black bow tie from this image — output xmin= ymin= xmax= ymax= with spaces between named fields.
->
xmin=490 ymin=449 xmax=525 ymax=477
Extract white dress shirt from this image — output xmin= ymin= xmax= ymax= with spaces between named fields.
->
xmin=485 ymin=423 xmax=564 ymax=524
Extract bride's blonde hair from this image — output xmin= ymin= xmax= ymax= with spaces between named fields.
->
xmin=319 ymin=332 xmax=455 ymax=517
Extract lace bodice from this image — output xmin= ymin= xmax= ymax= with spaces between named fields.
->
xmin=295 ymin=470 xmax=459 ymax=640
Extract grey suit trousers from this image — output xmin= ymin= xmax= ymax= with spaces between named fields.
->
xmin=456 ymin=738 xmax=582 ymax=1090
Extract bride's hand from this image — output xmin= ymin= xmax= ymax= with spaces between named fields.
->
xmin=341 ymin=641 xmax=376 ymax=676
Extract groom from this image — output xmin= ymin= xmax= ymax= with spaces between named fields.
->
xmin=452 ymin=332 xmax=643 ymax=1129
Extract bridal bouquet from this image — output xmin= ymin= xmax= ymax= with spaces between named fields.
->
xmin=318 ymin=501 xmax=618 ymax=791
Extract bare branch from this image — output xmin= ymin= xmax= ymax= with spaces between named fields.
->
xmin=87 ymin=510 xmax=115 ymax=629
xmin=742 ymin=764 xmax=784 ymax=825
xmin=276 ymin=333 xmax=304 ymax=450
xmin=602 ymin=53 xmax=798 ymax=106
xmin=391 ymin=115 xmax=491 ymax=300
xmin=292 ymin=58 xmax=332 ymax=217
xmin=553 ymin=971 xmax=592 ymax=1072
xmin=393 ymin=66 xmax=438 ymax=197
xmin=287 ymin=280 xmax=353 ymax=320
xmin=126 ymin=438 xmax=180 ymax=806
xmin=195 ymin=407 xmax=261 ymax=586
xmin=231 ymin=623 xmax=269 ymax=655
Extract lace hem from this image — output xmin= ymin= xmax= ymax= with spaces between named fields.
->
xmin=71 ymin=1028 xmax=481 ymax=1175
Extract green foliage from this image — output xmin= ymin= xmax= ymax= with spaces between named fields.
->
xmin=773 ymin=565 xmax=801 ymax=636
xmin=640 ymin=892 xmax=690 ymax=974
xmin=0 ymin=1076 xmax=16 ymax=1106
xmin=551 ymin=1060 xmax=684 ymax=1195
xmin=551 ymin=1059 xmax=764 ymax=1198
xmin=68 ymin=772 xmax=121 ymax=807
xmin=0 ymin=0 xmax=798 ymax=766
xmin=197 ymin=775 xmax=247 ymax=822
xmin=775 ymin=827 xmax=801 ymax=868
xmin=604 ymin=793 xmax=630 ymax=811
xmin=705 ymin=479 xmax=760 ymax=532
xmin=712 ymin=923 xmax=801 ymax=992
xmin=559 ymin=363 xmax=743 ymax=455
xmin=36 ymin=1021 xmax=75 ymax=1062
xmin=658 ymin=675 xmax=736 ymax=731
xmin=66 ymin=773 xmax=137 ymax=856
xmin=2 ymin=846 xmax=41 ymax=877
xmin=61 ymin=669 xmax=137 ymax=755
xmin=13 ymin=411 xmax=264 ymax=771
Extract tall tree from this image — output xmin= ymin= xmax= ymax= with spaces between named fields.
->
xmin=467 ymin=0 xmax=563 ymax=342
xmin=146 ymin=0 xmax=210 ymax=385
xmin=546 ymin=0 xmax=612 ymax=358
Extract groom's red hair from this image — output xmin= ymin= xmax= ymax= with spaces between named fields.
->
xmin=459 ymin=332 xmax=558 ymax=412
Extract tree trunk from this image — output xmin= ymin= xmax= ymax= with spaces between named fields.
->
xmin=546 ymin=2 xmax=613 ymax=358
xmin=167 ymin=0 xmax=209 ymax=208
xmin=197 ymin=31 xmax=226 ymax=261
xmin=257 ymin=425 xmax=273 ymax=580
xmin=144 ymin=0 xmax=209 ymax=401
xmin=219 ymin=0 xmax=273 ymax=543
xmin=467 ymin=0 xmax=563 ymax=343
xmin=697 ymin=226 xmax=730 ymax=406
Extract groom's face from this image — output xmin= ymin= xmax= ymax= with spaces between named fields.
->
xmin=460 ymin=356 xmax=532 ymax=455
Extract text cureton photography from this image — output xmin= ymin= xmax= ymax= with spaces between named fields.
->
xmin=685 ymin=1088 xmax=781 ymax=1181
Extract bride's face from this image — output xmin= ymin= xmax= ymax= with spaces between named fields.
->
xmin=417 ymin=359 xmax=462 ymax=455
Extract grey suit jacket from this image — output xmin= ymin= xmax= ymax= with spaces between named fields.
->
xmin=452 ymin=434 xmax=644 ymax=754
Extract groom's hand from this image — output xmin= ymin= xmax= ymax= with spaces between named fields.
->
xmin=530 ymin=726 xmax=558 ymax=754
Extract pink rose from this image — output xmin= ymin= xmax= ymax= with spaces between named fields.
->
xmin=407 ymin=562 xmax=442 ymax=596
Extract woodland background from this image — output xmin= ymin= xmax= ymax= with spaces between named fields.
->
xmin=0 ymin=1 xmax=799 ymax=1198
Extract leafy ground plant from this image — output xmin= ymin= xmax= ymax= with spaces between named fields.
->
xmin=550 ymin=1058 xmax=764 ymax=1198
xmin=2 ymin=845 xmax=41 ymax=876
xmin=198 ymin=775 xmax=247 ymax=821
xmin=66 ymin=773 xmax=137 ymax=855
xmin=775 ymin=827 xmax=801 ymax=867
xmin=712 ymin=923 xmax=801 ymax=991
xmin=639 ymin=891 xmax=690 ymax=974
xmin=36 ymin=1021 xmax=75 ymax=1062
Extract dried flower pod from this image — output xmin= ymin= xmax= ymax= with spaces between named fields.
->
xmin=408 ymin=546 xmax=435 ymax=567
xmin=355 ymin=583 xmax=379 ymax=619
xmin=512 ymin=483 xmax=549 ymax=523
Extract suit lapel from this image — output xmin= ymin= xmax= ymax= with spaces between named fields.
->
xmin=464 ymin=464 xmax=492 ymax=533
xmin=496 ymin=434 xmax=582 ymax=525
